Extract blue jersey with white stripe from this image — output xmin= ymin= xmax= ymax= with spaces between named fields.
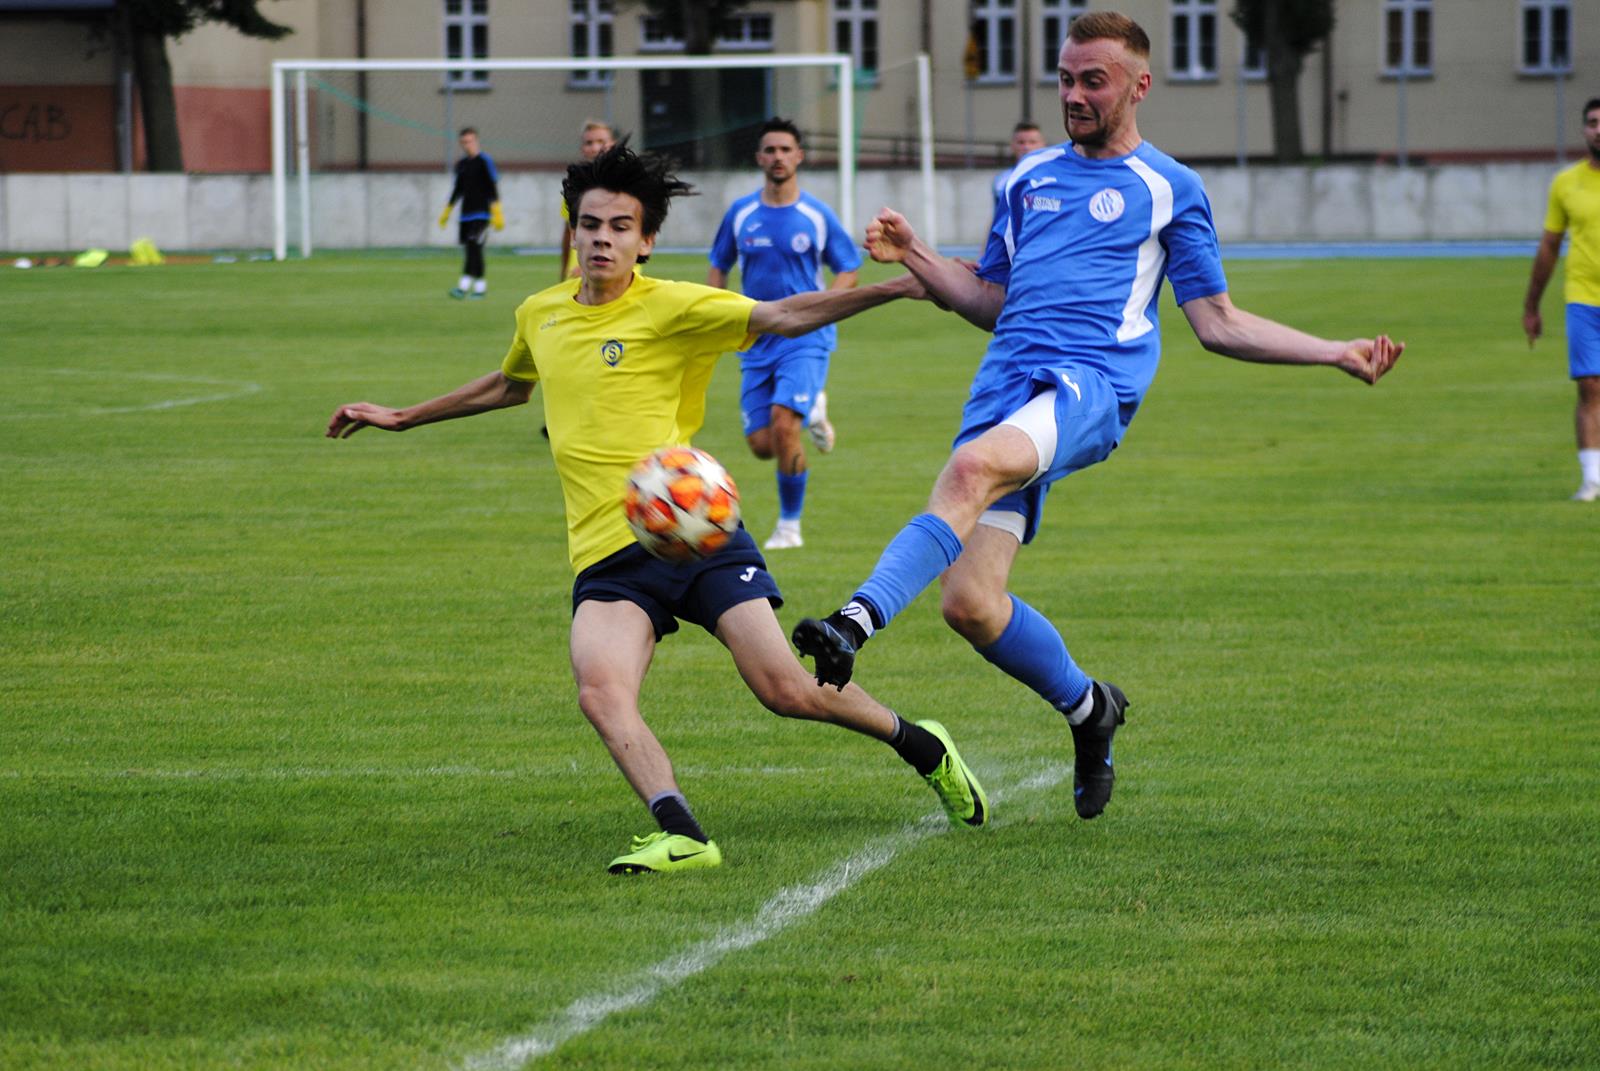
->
xmin=709 ymin=190 xmax=862 ymax=367
xmin=975 ymin=140 xmax=1227 ymax=427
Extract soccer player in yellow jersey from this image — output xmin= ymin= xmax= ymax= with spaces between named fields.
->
xmin=557 ymin=120 xmax=615 ymax=284
xmin=327 ymin=144 xmax=988 ymax=875
xmin=1525 ymin=97 xmax=1600 ymax=501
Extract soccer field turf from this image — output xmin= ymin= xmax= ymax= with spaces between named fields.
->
xmin=3 ymin=251 xmax=1597 ymax=1069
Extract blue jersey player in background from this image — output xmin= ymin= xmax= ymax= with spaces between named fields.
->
xmin=794 ymin=11 xmax=1404 ymax=823
xmin=990 ymin=121 xmax=1046 ymax=236
xmin=709 ymin=118 xmax=862 ymax=550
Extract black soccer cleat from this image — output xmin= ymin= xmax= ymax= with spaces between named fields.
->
xmin=1070 ymin=680 xmax=1129 ymax=820
xmin=791 ymin=613 xmax=861 ymax=690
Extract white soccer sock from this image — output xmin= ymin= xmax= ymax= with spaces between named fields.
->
xmin=457 ymin=274 xmax=472 ymax=291
xmin=1064 ymin=684 xmax=1096 ymax=726
xmin=472 ymin=278 xmax=487 ymax=294
xmin=840 ymin=600 xmax=876 ymax=639
xmin=1579 ymin=449 xmax=1600 ymax=485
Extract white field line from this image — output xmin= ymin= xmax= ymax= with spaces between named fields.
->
xmin=0 ymin=370 xmax=261 ymax=419
xmin=462 ymin=764 xmax=1071 ymax=1071
xmin=0 ymin=763 xmax=823 ymax=782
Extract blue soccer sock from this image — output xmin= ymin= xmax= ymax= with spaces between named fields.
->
xmin=776 ymin=471 xmax=808 ymax=522
xmin=852 ymin=513 xmax=964 ymax=630
xmin=975 ymin=594 xmax=1091 ymax=713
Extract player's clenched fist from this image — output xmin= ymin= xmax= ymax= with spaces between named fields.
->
xmin=865 ymin=208 xmax=915 ymax=264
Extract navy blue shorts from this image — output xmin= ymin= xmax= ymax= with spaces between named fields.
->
xmin=571 ymin=526 xmax=783 ymax=641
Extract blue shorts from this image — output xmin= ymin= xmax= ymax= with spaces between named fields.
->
xmin=741 ymin=349 xmax=829 ymax=435
xmin=1566 ymin=304 xmax=1600 ymax=379
xmin=953 ymin=364 xmax=1124 ymax=544
xmin=570 ymin=526 xmax=782 ymax=641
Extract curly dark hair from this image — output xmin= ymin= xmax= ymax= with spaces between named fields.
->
xmin=561 ymin=140 xmax=694 ymax=260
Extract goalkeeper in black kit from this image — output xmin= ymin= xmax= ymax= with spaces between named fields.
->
xmin=438 ymin=126 xmax=504 ymax=300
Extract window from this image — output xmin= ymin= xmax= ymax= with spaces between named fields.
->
xmin=832 ymin=0 xmax=879 ymax=79
xmin=1383 ymin=0 xmax=1432 ymax=76
xmin=1170 ymin=0 xmax=1218 ymax=80
xmin=444 ymin=0 xmax=489 ymax=89
xmin=971 ymin=0 xmax=1018 ymax=83
xmin=1521 ymin=0 xmax=1572 ymax=74
xmin=1241 ymin=29 xmax=1266 ymax=81
xmin=1038 ymin=0 xmax=1087 ymax=81
xmin=638 ymin=12 xmax=774 ymax=52
xmin=569 ymin=0 xmax=614 ymax=88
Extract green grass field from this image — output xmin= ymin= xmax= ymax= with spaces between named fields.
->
xmin=3 ymin=250 xmax=1597 ymax=1070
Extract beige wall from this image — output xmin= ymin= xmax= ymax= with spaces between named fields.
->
xmin=2 ymin=0 xmax=1591 ymax=172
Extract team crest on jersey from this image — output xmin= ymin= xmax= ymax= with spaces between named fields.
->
xmin=790 ymin=232 xmax=812 ymax=253
xmin=1088 ymin=188 xmax=1125 ymax=222
xmin=600 ymin=338 xmax=624 ymax=366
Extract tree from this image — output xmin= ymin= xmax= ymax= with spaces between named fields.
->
xmin=1230 ymin=0 xmax=1335 ymax=163
xmin=121 ymin=0 xmax=292 ymax=172
xmin=633 ymin=0 xmax=752 ymax=167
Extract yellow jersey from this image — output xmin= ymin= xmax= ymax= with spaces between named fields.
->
xmin=1544 ymin=161 xmax=1600 ymax=306
xmin=502 ymin=274 xmax=757 ymax=573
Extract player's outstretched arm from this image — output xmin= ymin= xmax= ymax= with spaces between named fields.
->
xmin=867 ymin=208 xmax=1005 ymax=331
xmin=747 ymin=274 xmax=919 ymax=338
xmin=1523 ymin=230 xmax=1564 ymax=347
xmin=326 ymin=371 xmax=534 ymax=438
xmin=1181 ymin=292 xmax=1404 ymax=385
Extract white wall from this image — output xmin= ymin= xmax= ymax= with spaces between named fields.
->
xmin=0 ymin=162 xmax=1564 ymax=254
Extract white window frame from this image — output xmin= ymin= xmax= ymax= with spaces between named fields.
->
xmin=831 ymin=0 xmax=879 ymax=82
xmin=443 ymin=0 xmax=489 ymax=90
xmin=1382 ymin=0 xmax=1433 ymax=77
xmin=1169 ymin=0 xmax=1219 ymax=81
xmin=569 ymin=0 xmax=614 ymax=89
xmin=972 ymin=0 xmax=1018 ymax=85
xmin=638 ymin=12 xmax=774 ymax=54
xmin=1037 ymin=0 xmax=1087 ymax=82
xmin=1520 ymin=0 xmax=1573 ymax=75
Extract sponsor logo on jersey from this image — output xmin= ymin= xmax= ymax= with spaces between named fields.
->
xmin=600 ymin=338 xmax=624 ymax=367
xmin=745 ymin=236 xmax=774 ymax=248
xmin=790 ymin=232 xmax=813 ymax=253
xmin=1023 ymin=192 xmax=1063 ymax=213
xmin=540 ymin=315 xmax=558 ymax=330
xmin=1088 ymin=187 xmax=1125 ymax=222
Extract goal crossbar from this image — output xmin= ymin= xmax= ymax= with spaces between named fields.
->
xmin=270 ymin=53 xmax=875 ymax=261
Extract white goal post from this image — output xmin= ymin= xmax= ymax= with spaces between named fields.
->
xmin=270 ymin=53 xmax=938 ymax=262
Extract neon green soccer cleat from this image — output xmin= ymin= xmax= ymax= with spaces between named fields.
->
xmin=916 ymin=719 xmax=989 ymax=827
xmin=607 ymin=831 xmax=723 ymax=875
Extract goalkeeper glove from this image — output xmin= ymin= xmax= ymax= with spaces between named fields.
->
xmin=437 ymin=205 xmax=452 ymax=229
xmin=490 ymin=202 xmax=505 ymax=231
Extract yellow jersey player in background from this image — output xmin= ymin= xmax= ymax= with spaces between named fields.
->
xmin=326 ymin=143 xmax=989 ymax=876
xmin=1525 ymin=96 xmax=1600 ymax=501
xmin=557 ymin=120 xmax=615 ymax=283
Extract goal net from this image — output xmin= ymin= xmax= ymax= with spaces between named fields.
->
xmin=270 ymin=54 xmax=934 ymax=261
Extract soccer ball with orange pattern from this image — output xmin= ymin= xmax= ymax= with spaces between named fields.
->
xmin=622 ymin=446 xmax=742 ymax=562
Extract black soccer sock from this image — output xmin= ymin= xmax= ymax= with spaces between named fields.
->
xmin=648 ymin=791 xmax=708 ymax=843
xmin=886 ymin=712 xmax=946 ymax=777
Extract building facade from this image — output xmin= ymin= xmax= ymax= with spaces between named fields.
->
xmin=0 ymin=0 xmax=1590 ymax=174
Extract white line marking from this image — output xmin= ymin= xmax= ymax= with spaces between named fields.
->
xmin=0 ymin=370 xmax=262 ymax=419
xmin=462 ymin=764 xmax=1071 ymax=1071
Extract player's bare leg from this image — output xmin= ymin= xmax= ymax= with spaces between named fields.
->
xmin=716 ymin=598 xmax=987 ymax=825
xmin=1573 ymin=375 xmax=1600 ymax=501
xmin=762 ymin=405 xmax=809 ymax=549
xmin=572 ymin=600 xmax=720 ymax=872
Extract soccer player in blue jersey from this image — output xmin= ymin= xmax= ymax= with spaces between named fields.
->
xmin=991 ymin=121 xmax=1047 ymax=230
xmin=437 ymin=127 xmax=504 ymax=300
xmin=708 ymin=118 xmax=862 ymax=550
xmin=793 ymin=11 xmax=1404 ymax=821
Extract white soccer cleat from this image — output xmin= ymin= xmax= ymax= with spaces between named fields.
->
xmin=806 ymin=391 xmax=836 ymax=454
xmin=1572 ymin=482 xmax=1600 ymax=502
xmin=763 ymin=524 xmax=804 ymax=550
